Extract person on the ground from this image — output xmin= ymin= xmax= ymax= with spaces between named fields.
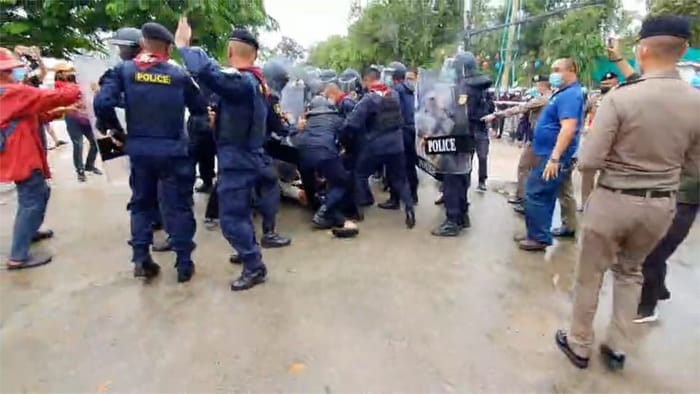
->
xmin=94 ymin=22 xmax=204 ymax=283
xmin=516 ymin=58 xmax=584 ymax=251
xmin=555 ymin=15 xmax=699 ymax=371
xmin=176 ymin=17 xmax=276 ymax=291
xmin=341 ymin=66 xmax=416 ymax=229
xmin=0 ymin=47 xmax=81 ymax=270
xmin=55 ymin=62 xmax=102 ymax=182
xmin=482 ymin=75 xmax=551 ymax=212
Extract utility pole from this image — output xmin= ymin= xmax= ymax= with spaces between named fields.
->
xmin=462 ymin=0 xmax=473 ymax=50
xmin=500 ymin=0 xmax=520 ymax=89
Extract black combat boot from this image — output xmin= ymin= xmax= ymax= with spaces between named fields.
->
xmin=431 ymin=220 xmax=462 ymax=237
xmin=405 ymin=208 xmax=416 ymax=229
xmin=174 ymin=260 xmax=195 ymax=283
xmin=231 ymin=267 xmax=267 ymax=291
xmin=460 ymin=212 xmax=471 ymax=229
xmin=261 ymin=231 xmax=291 ymax=248
xmin=378 ymin=198 xmax=400 ymax=210
xmin=312 ymin=205 xmax=335 ymax=229
xmin=134 ymin=257 xmax=161 ymax=279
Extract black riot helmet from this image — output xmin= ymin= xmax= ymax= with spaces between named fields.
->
xmin=319 ymin=69 xmax=337 ymax=85
xmin=387 ymin=61 xmax=407 ymax=80
xmin=263 ymin=59 xmax=290 ymax=94
xmin=338 ymin=68 xmax=361 ymax=94
xmin=452 ymin=51 xmax=477 ymax=80
xmin=109 ymin=27 xmax=142 ymax=61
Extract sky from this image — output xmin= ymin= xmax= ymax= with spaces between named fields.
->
xmin=261 ymin=0 xmax=648 ymax=51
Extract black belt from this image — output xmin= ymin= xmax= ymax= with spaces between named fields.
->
xmin=599 ymin=185 xmax=674 ymax=198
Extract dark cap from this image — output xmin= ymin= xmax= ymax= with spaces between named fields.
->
xmin=141 ymin=22 xmax=174 ymax=44
xmin=229 ymin=28 xmax=259 ymax=50
xmin=532 ymin=75 xmax=548 ymax=83
xmin=639 ymin=15 xmax=691 ymax=40
xmin=601 ymin=71 xmax=618 ymax=81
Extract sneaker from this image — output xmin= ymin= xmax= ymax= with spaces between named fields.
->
xmin=633 ymin=309 xmax=659 ymax=324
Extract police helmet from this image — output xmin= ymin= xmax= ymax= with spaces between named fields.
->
xmin=109 ymin=27 xmax=142 ymax=47
xmin=319 ymin=69 xmax=337 ymax=84
xmin=338 ymin=68 xmax=361 ymax=94
xmin=453 ymin=51 xmax=477 ymax=79
xmin=306 ymin=95 xmax=336 ymax=115
xmin=263 ymin=59 xmax=290 ymax=94
xmin=387 ymin=61 xmax=407 ymax=80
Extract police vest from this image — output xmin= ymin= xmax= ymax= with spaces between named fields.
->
xmin=216 ymin=71 xmax=267 ymax=150
xmin=369 ymin=92 xmax=403 ymax=135
xmin=121 ymin=61 xmax=187 ymax=141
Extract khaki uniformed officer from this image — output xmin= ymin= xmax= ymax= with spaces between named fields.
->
xmin=555 ymin=15 xmax=700 ymax=371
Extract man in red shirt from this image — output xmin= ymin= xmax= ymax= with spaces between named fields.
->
xmin=0 ymin=47 xmax=81 ymax=269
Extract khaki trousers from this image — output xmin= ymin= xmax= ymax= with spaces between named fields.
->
xmin=558 ymin=167 xmax=578 ymax=230
xmin=516 ymin=143 xmax=536 ymax=199
xmin=580 ymin=169 xmax=596 ymax=205
xmin=568 ymin=187 xmax=675 ymax=357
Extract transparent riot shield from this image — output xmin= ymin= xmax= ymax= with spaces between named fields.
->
xmin=415 ymin=69 xmax=472 ymax=179
xmin=280 ymin=80 xmax=305 ymax=125
xmin=73 ymin=54 xmax=130 ymax=185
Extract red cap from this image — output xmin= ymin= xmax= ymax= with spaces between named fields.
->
xmin=0 ymin=47 xmax=23 ymax=71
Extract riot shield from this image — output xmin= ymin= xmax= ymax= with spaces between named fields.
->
xmin=73 ymin=54 xmax=130 ymax=185
xmin=280 ymin=80 xmax=305 ymax=125
xmin=414 ymin=69 xmax=472 ymax=179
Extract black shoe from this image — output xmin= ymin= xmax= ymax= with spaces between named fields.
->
xmin=431 ymin=220 xmax=461 ymax=237
xmin=405 ymin=208 xmax=416 ymax=229
xmin=599 ymin=344 xmax=626 ymax=371
xmin=230 ymin=253 xmax=242 ymax=265
xmin=134 ymin=259 xmax=161 ymax=279
xmin=261 ymin=232 xmax=291 ymax=248
xmin=195 ymin=183 xmax=213 ymax=193
xmin=152 ymin=240 xmax=172 ymax=252
xmin=77 ymin=171 xmax=87 ymax=182
xmin=513 ymin=203 xmax=525 ymax=215
xmin=434 ymin=195 xmax=444 ymax=205
xmin=552 ymin=227 xmax=576 ymax=238
xmin=508 ymin=197 xmax=524 ymax=204
xmin=86 ymin=167 xmax=102 ymax=175
xmin=346 ymin=210 xmax=364 ymax=222
xmin=378 ymin=199 xmax=400 ymax=210
xmin=231 ymin=267 xmax=267 ymax=291
xmin=460 ymin=213 xmax=471 ymax=229
xmin=175 ymin=261 xmax=195 ymax=283
xmin=555 ymin=330 xmax=589 ymax=369
xmin=312 ymin=205 xmax=335 ymax=229
xmin=477 ymin=182 xmax=487 ymax=192
xmin=411 ymin=192 xmax=419 ymax=205
xmin=659 ymin=287 xmax=671 ymax=301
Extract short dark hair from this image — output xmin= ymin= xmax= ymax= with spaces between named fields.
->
xmin=363 ymin=67 xmax=381 ymax=81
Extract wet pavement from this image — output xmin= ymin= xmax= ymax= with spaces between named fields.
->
xmin=1 ymin=126 xmax=699 ymax=393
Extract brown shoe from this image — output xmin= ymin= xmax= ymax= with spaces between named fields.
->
xmin=518 ymin=239 xmax=547 ymax=251
xmin=513 ymin=233 xmax=527 ymax=242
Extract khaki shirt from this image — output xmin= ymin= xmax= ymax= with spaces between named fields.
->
xmin=498 ymin=94 xmax=550 ymax=128
xmin=578 ymin=70 xmax=700 ymax=191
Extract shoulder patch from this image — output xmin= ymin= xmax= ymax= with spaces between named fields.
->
xmin=458 ymin=94 xmax=468 ymax=105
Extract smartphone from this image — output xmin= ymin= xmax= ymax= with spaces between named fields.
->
xmin=606 ymin=37 xmax=615 ymax=49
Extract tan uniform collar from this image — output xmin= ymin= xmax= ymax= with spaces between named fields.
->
xmin=641 ymin=69 xmax=681 ymax=80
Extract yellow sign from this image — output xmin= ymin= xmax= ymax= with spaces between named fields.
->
xmin=134 ymin=72 xmax=172 ymax=85
xmin=458 ymin=94 xmax=468 ymax=105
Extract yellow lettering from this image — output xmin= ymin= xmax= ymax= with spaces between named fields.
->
xmin=134 ymin=72 xmax=172 ymax=85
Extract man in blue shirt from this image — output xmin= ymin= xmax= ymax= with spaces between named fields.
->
xmin=519 ymin=58 xmax=584 ymax=251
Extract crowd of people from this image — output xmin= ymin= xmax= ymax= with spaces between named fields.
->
xmin=0 ymin=13 xmax=698 ymax=373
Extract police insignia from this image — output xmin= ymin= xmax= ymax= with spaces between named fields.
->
xmin=458 ymin=94 xmax=468 ymax=105
xmin=274 ymin=103 xmax=282 ymax=115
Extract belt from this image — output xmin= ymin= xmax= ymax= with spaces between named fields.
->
xmin=599 ymin=185 xmax=674 ymax=198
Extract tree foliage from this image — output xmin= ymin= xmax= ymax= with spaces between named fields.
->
xmin=275 ymin=36 xmax=305 ymax=61
xmin=649 ymin=0 xmax=700 ymax=47
xmin=0 ymin=0 xmax=277 ymax=58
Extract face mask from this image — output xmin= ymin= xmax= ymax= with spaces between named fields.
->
xmin=383 ymin=76 xmax=394 ymax=87
xmin=529 ymin=87 xmax=540 ymax=97
xmin=406 ymin=80 xmax=416 ymax=91
xmin=11 ymin=67 xmax=27 ymax=83
xmin=549 ymin=73 xmax=563 ymax=88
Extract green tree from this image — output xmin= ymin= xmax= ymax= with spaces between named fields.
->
xmin=649 ymin=0 xmax=700 ymax=47
xmin=0 ymin=0 xmax=277 ymax=58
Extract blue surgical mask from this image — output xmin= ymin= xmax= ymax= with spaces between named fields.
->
xmin=11 ymin=67 xmax=27 ymax=83
xmin=406 ymin=80 xmax=416 ymax=91
xmin=549 ymin=72 xmax=563 ymax=88
xmin=530 ymin=87 xmax=540 ymax=97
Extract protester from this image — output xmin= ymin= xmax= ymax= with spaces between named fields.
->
xmin=0 ymin=47 xmax=81 ymax=269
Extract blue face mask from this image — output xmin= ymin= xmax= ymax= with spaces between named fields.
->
xmin=530 ymin=87 xmax=540 ymax=97
xmin=11 ymin=67 xmax=27 ymax=83
xmin=549 ymin=72 xmax=563 ymax=88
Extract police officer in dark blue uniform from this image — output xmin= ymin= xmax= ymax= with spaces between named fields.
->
xmin=431 ymin=51 xmax=493 ymax=236
xmin=94 ymin=22 xmax=203 ymax=282
xmin=342 ymin=66 xmax=416 ymax=228
xmin=175 ymin=16 xmax=273 ymax=291
xmin=189 ymin=81 xmax=216 ymax=194
xmin=293 ymin=96 xmax=348 ymax=228
xmin=466 ymin=57 xmax=495 ymax=192
xmin=385 ymin=61 xmax=419 ymax=205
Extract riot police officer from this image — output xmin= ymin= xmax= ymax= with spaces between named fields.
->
xmin=176 ymin=17 xmax=273 ymax=291
xmin=429 ymin=51 xmax=493 ymax=236
xmin=386 ymin=61 xmax=419 ymax=204
xmin=342 ymin=66 xmax=416 ymax=228
xmin=94 ymin=22 xmax=204 ymax=283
